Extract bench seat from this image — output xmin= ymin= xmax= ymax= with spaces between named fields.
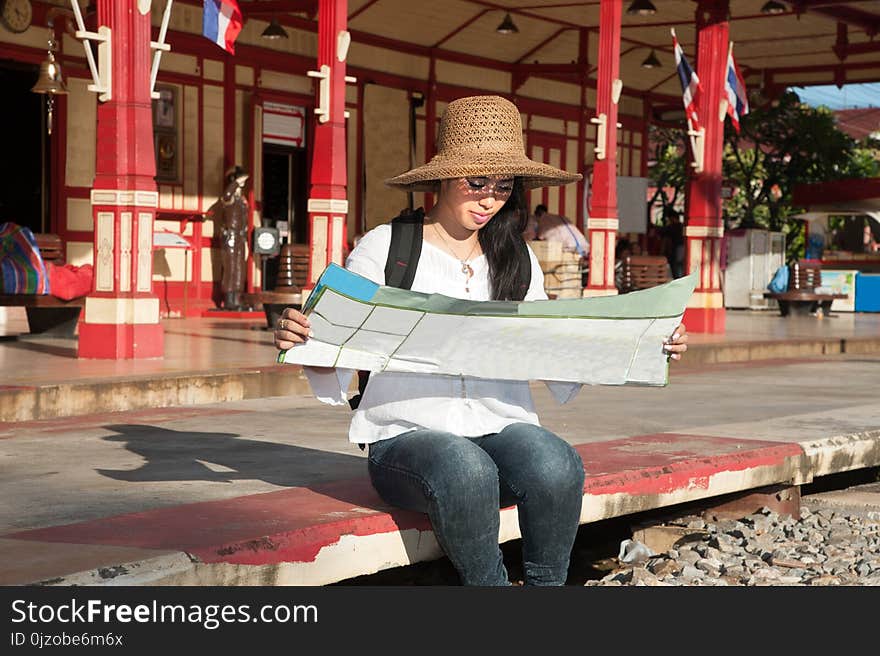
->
xmin=619 ymin=255 xmax=671 ymax=293
xmin=0 ymin=294 xmax=84 ymax=336
xmin=0 ymin=294 xmax=86 ymax=308
xmin=763 ymin=291 xmax=846 ymax=302
xmin=763 ymin=261 xmax=847 ymax=316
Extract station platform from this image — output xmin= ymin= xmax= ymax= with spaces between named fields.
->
xmin=1 ymin=308 xmax=879 ymax=585
xmin=3 ymin=309 xmax=880 ymax=423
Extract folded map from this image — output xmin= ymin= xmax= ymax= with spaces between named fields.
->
xmin=278 ymin=264 xmax=697 ymax=386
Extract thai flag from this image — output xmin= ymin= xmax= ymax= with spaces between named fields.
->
xmin=672 ymin=29 xmax=702 ymax=131
xmin=203 ymin=0 xmax=243 ymax=55
xmin=724 ymin=46 xmax=749 ymax=132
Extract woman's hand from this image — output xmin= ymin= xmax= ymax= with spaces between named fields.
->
xmin=274 ymin=307 xmax=312 ymax=350
xmin=274 ymin=308 xmax=334 ymax=375
xmin=663 ymin=323 xmax=689 ymax=361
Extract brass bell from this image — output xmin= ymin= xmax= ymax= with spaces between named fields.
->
xmin=32 ymin=46 xmax=67 ymax=136
xmin=31 ymin=50 xmax=68 ymax=96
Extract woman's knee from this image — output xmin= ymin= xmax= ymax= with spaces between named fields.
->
xmin=535 ymin=441 xmax=584 ymax=497
xmin=495 ymin=424 xmax=585 ymax=496
xmin=372 ymin=431 xmax=500 ymax=504
xmin=426 ymin=439 xmax=500 ymax=502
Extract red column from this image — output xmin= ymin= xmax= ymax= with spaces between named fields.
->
xmin=576 ymin=27 xmax=588 ymax=234
xmin=79 ymin=0 xmax=163 ymax=358
xmin=683 ymin=0 xmax=729 ymax=333
xmin=423 ymin=55 xmax=437 ymax=211
xmin=305 ymin=0 xmax=349 ymax=288
xmin=585 ymin=0 xmax=621 ymax=297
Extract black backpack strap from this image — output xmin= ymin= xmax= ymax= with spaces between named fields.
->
xmin=384 ymin=208 xmax=424 ymax=291
xmin=351 ymin=210 xmax=426 ymax=446
xmin=348 ymin=370 xmax=370 ymax=411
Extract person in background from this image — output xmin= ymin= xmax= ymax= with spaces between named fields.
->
xmin=645 ymin=222 xmax=664 ymax=257
xmin=864 ymin=220 xmax=880 ymax=254
xmin=614 ymin=237 xmax=632 ymax=293
xmin=805 ymin=220 xmax=826 ymax=260
xmin=534 ymin=204 xmax=590 ymax=285
xmin=661 ymin=209 xmax=685 ymax=279
xmin=534 ymin=204 xmax=590 ymax=259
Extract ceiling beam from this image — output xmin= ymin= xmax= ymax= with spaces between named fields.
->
xmin=647 ymin=71 xmax=678 ymax=93
xmin=244 ymin=0 xmax=318 ymax=16
xmin=432 ymin=9 xmax=491 ymax=49
xmin=791 ymin=1 xmax=879 ymax=8
xmin=739 ymin=62 xmax=876 ymax=92
xmin=349 ymin=0 xmax=382 ymax=21
xmin=764 ymin=59 xmax=880 ymax=74
xmin=515 ymin=26 xmax=573 ymax=63
xmin=617 ymin=10 xmax=796 ymax=29
xmin=835 ymin=40 xmax=880 ymax=57
xmin=515 ymin=62 xmax=584 ymax=75
xmin=516 ymin=2 xmax=601 ymax=9
xmin=785 ymin=1 xmax=880 ymax=36
xmin=463 ymin=0 xmax=583 ymax=29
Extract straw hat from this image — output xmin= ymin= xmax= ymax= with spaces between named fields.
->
xmin=385 ymin=95 xmax=582 ymax=192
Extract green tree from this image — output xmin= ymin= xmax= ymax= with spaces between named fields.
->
xmin=650 ymin=91 xmax=878 ymax=261
xmin=647 ymin=125 xmax=687 ymax=224
xmin=723 ymin=90 xmax=879 ymax=260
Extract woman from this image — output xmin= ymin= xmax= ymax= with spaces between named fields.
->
xmin=275 ymin=95 xmax=688 ymax=586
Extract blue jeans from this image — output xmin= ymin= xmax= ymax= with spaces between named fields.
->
xmin=367 ymin=423 xmax=585 ymax=586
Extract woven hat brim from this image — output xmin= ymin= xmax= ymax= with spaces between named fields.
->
xmin=385 ymin=153 xmax=582 ymax=192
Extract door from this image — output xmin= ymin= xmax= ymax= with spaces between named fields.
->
xmin=251 ymin=98 xmax=309 ymax=291
xmin=0 ymin=61 xmax=46 ymax=234
xmin=262 ymin=145 xmax=308 ymax=289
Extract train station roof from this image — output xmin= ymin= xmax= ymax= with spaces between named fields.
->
xmin=249 ymin=1 xmax=880 ymax=108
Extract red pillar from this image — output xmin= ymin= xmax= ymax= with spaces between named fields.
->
xmin=576 ymin=27 xmax=588 ymax=234
xmin=683 ymin=0 xmax=729 ymax=333
xmin=585 ymin=0 xmax=621 ymax=297
xmin=305 ymin=0 xmax=349 ymax=287
xmin=423 ymin=55 xmax=437 ymax=211
xmin=79 ymin=0 xmax=163 ymax=358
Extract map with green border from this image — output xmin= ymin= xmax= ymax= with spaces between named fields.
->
xmin=278 ymin=264 xmax=697 ymax=386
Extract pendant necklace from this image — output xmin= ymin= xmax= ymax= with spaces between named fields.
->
xmin=433 ymin=223 xmax=479 ymax=293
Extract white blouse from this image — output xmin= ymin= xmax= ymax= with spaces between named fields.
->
xmin=304 ymin=223 xmax=582 ymax=445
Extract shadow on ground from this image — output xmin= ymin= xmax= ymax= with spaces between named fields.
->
xmin=97 ymin=423 xmax=367 ymax=489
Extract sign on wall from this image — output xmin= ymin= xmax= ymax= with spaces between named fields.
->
xmin=617 ymin=176 xmax=650 ymax=235
xmin=263 ymin=102 xmax=306 ymax=148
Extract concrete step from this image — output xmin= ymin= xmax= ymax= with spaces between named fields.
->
xmin=4 ymin=336 xmax=880 ymax=423
xmin=680 ymin=335 xmax=880 ymax=365
xmin=0 ymin=366 xmax=311 ymax=423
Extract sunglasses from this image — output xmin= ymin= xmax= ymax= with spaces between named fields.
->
xmin=461 ymin=176 xmax=515 ymax=197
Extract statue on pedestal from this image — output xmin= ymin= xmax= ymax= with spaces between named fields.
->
xmin=215 ymin=166 xmax=249 ymax=310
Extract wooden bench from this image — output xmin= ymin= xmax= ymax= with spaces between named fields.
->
xmin=32 ymin=233 xmax=65 ymax=266
xmin=0 ymin=233 xmax=85 ymax=337
xmin=763 ymin=260 xmax=847 ymax=317
xmin=619 ymin=255 xmax=672 ymax=293
xmin=244 ymin=243 xmax=309 ymax=328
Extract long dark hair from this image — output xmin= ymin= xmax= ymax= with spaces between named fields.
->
xmin=478 ymin=177 xmax=530 ymax=301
